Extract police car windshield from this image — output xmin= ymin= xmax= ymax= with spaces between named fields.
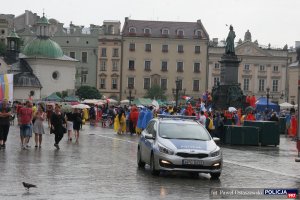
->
xmin=159 ymin=123 xmax=211 ymax=141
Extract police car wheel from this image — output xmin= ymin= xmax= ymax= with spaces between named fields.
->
xmin=210 ymin=172 xmax=221 ymax=179
xmin=137 ymin=147 xmax=145 ymax=168
xmin=150 ymin=154 xmax=160 ymax=176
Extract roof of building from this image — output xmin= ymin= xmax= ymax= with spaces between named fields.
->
xmin=122 ymin=18 xmax=209 ymax=39
xmin=22 ymin=37 xmax=64 ymax=59
xmin=14 ymin=72 xmax=42 ymax=88
xmin=36 ymin=15 xmax=50 ymax=25
xmin=7 ymin=30 xmax=20 ymax=38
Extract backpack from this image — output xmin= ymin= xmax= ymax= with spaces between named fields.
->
xmin=208 ymin=117 xmax=215 ymax=130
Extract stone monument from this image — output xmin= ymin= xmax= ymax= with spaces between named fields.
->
xmin=212 ymin=25 xmax=245 ymax=110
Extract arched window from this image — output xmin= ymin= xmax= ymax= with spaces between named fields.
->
xmin=129 ymin=27 xmax=136 ymax=33
xmin=161 ymin=28 xmax=169 ymax=35
xmin=195 ymin=29 xmax=202 ymax=38
xmin=144 ymin=28 xmax=151 ymax=35
xmin=177 ymin=29 xmax=184 ymax=37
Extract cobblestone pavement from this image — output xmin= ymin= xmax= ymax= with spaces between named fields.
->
xmin=0 ymin=123 xmax=299 ymax=200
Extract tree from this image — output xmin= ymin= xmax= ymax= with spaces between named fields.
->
xmin=56 ymin=91 xmax=68 ymax=98
xmin=144 ymin=85 xmax=166 ymax=100
xmin=76 ymin=86 xmax=102 ymax=99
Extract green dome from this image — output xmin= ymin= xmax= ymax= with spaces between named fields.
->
xmin=7 ymin=30 xmax=20 ymax=38
xmin=23 ymin=38 xmax=64 ymax=59
xmin=37 ymin=16 xmax=50 ymax=25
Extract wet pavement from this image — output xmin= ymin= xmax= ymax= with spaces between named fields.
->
xmin=0 ymin=123 xmax=299 ymax=199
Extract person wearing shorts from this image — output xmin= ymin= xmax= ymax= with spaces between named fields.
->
xmin=18 ymin=101 xmax=33 ymax=149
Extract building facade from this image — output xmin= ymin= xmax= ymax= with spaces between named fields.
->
xmin=1 ymin=10 xmax=101 ymax=89
xmin=97 ymin=20 xmax=122 ymax=100
xmin=208 ymin=30 xmax=292 ymax=104
xmin=121 ymin=18 xmax=209 ymax=100
xmin=3 ymin=15 xmax=77 ymax=100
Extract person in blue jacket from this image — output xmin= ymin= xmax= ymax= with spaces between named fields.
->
xmin=141 ymin=106 xmax=154 ymax=129
xmin=137 ymin=107 xmax=146 ymax=130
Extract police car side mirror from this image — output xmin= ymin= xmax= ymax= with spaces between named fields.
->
xmin=213 ymin=137 xmax=220 ymax=142
xmin=145 ymin=134 xmax=155 ymax=140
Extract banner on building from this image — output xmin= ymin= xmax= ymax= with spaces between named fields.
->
xmin=0 ymin=74 xmax=14 ymax=102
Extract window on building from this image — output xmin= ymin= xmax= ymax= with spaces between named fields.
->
xmin=145 ymin=61 xmax=151 ymax=71
xmin=162 ymin=29 xmax=169 ymax=36
xmin=162 ymin=45 xmax=168 ymax=52
xmin=128 ymin=77 xmax=134 ymax=88
xmin=177 ymin=62 xmax=183 ymax=72
xmin=178 ymin=45 xmax=184 ymax=53
xmin=195 ymin=30 xmax=202 ymax=38
xmin=244 ymin=64 xmax=250 ymax=70
xmin=144 ymin=28 xmax=151 ymax=35
xmin=193 ymin=80 xmax=200 ymax=91
xmin=259 ymin=79 xmax=265 ymax=91
xmin=213 ymin=77 xmax=220 ymax=86
xmin=244 ymin=78 xmax=249 ymax=91
xmin=129 ymin=27 xmax=136 ymax=33
xmin=81 ymin=52 xmax=88 ymax=63
xmin=100 ymin=60 xmax=106 ymax=71
xmin=100 ymin=78 xmax=106 ymax=89
xmin=101 ymin=48 xmax=107 ymax=57
xmin=144 ymin=78 xmax=151 ymax=89
xmin=112 ymin=78 xmax=118 ymax=89
xmin=145 ymin=44 xmax=151 ymax=52
xmin=129 ymin=60 xmax=135 ymax=70
xmin=81 ymin=70 xmax=88 ymax=83
xmin=1 ymin=30 xmax=5 ymax=34
xmin=194 ymin=62 xmax=200 ymax=73
xmin=273 ymin=65 xmax=279 ymax=72
xmin=69 ymin=52 xmax=75 ymax=59
xmin=112 ymin=48 xmax=119 ymax=57
xmin=214 ymin=63 xmax=220 ymax=69
xmin=129 ymin=43 xmax=135 ymax=51
xmin=176 ymin=79 xmax=183 ymax=90
xmin=161 ymin=61 xmax=168 ymax=71
xmin=259 ymin=65 xmax=265 ymax=71
xmin=177 ymin=29 xmax=184 ymax=37
xmin=195 ymin=46 xmax=200 ymax=53
xmin=112 ymin=60 xmax=119 ymax=71
xmin=272 ymin=80 xmax=278 ymax=92
xmin=161 ymin=78 xmax=167 ymax=90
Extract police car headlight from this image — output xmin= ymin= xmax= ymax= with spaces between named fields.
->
xmin=210 ymin=150 xmax=220 ymax=157
xmin=158 ymin=143 xmax=174 ymax=155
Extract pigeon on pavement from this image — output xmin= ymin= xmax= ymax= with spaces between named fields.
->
xmin=22 ymin=182 xmax=37 ymax=191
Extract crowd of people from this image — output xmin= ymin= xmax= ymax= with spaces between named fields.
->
xmin=0 ymin=97 xmax=298 ymax=151
xmin=0 ymin=100 xmax=85 ymax=150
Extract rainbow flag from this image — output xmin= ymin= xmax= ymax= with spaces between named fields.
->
xmin=0 ymin=74 xmax=13 ymax=102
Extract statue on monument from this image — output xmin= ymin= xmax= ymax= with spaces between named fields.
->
xmin=225 ymin=25 xmax=236 ymax=55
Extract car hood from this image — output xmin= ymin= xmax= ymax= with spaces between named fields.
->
xmin=163 ymin=139 xmax=217 ymax=152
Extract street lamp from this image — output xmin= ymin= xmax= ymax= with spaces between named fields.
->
xmin=266 ymin=87 xmax=270 ymax=112
xmin=172 ymin=79 xmax=185 ymax=107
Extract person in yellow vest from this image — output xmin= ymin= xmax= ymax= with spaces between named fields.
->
xmin=82 ymin=108 xmax=88 ymax=124
xmin=114 ymin=109 xmax=126 ymax=134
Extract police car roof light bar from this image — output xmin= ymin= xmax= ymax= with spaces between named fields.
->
xmin=157 ymin=114 xmax=197 ymax=120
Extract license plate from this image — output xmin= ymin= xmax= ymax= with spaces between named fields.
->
xmin=182 ymin=159 xmax=204 ymax=165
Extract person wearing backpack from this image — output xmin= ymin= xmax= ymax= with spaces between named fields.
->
xmin=205 ymin=112 xmax=215 ymax=135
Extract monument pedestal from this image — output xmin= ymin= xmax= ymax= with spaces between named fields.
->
xmin=212 ymin=54 xmax=245 ymax=110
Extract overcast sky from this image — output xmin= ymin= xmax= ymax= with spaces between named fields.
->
xmin=2 ymin=0 xmax=299 ymax=48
